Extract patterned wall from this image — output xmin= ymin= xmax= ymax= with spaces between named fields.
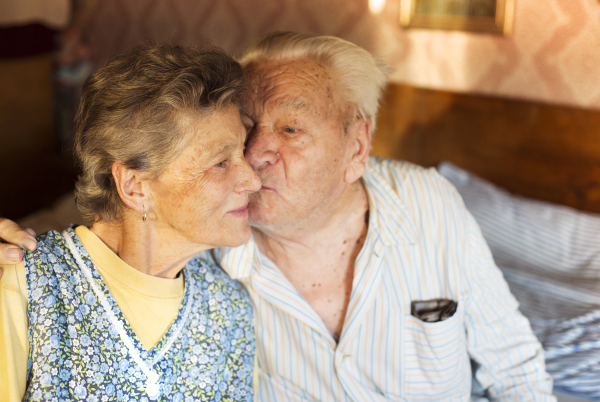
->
xmin=85 ymin=0 xmax=600 ymax=110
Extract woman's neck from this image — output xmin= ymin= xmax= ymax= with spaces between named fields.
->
xmin=90 ymin=214 xmax=208 ymax=279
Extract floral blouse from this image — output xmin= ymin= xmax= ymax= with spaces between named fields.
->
xmin=23 ymin=228 xmax=255 ymax=401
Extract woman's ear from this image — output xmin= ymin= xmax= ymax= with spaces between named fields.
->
xmin=112 ymin=162 xmax=149 ymax=214
xmin=344 ymin=118 xmax=372 ymax=184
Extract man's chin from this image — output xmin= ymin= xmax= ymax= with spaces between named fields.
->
xmin=248 ymin=211 xmax=269 ymax=229
xmin=248 ymin=196 xmax=288 ymax=230
xmin=248 ymin=205 xmax=277 ymax=229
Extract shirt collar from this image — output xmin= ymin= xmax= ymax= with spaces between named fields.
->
xmin=362 ymin=159 xmax=417 ymax=248
xmin=213 ymin=235 xmax=257 ymax=280
xmin=216 ymin=158 xmax=417 ymax=279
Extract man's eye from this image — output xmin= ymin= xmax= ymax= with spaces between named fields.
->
xmin=284 ymin=127 xmax=297 ymax=134
xmin=215 ymin=160 xmax=227 ymax=168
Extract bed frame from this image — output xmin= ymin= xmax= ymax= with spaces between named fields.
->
xmin=371 ymin=84 xmax=600 ymax=214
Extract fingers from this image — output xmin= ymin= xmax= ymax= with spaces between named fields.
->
xmin=0 ymin=243 xmax=23 ymax=264
xmin=0 ymin=218 xmax=37 ymax=249
xmin=0 ymin=218 xmax=37 ymax=265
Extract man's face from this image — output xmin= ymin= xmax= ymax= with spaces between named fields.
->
xmin=242 ymin=59 xmax=354 ymax=234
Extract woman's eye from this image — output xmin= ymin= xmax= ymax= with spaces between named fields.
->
xmin=215 ymin=160 xmax=227 ymax=168
xmin=284 ymin=127 xmax=297 ymax=134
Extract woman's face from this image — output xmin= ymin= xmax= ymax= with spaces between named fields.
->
xmin=149 ymin=106 xmax=261 ymax=249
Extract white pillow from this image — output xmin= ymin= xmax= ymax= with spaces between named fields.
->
xmin=438 ymin=162 xmax=600 ymax=281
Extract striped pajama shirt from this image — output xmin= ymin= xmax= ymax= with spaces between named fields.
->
xmin=202 ymin=157 xmax=555 ymax=402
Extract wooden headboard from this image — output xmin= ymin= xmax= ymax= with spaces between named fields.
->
xmin=371 ymin=84 xmax=600 ymax=214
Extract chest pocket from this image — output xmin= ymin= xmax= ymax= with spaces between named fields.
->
xmin=402 ymin=300 xmax=471 ymax=401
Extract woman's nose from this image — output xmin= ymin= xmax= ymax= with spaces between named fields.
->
xmin=236 ymin=159 xmax=261 ymax=194
xmin=244 ymin=126 xmax=280 ymax=171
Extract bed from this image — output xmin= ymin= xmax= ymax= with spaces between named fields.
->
xmin=439 ymin=162 xmax=600 ymax=401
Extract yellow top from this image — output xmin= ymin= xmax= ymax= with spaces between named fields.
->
xmin=0 ymin=226 xmax=185 ymax=402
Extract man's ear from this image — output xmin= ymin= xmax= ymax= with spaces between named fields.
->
xmin=344 ymin=117 xmax=372 ymax=184
xmin=112 ymin=162 xmax=149 ymax=215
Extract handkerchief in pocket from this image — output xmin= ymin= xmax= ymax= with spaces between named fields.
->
xmin=411 ymin=299 xmax=458 ymax=323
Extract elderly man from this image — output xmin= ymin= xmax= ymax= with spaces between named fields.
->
xmin=1 ymin=32 xmax=554 ymax=401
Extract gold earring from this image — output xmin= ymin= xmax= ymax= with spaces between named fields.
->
xmin=142 ymin=205 xmax=147 ymax=222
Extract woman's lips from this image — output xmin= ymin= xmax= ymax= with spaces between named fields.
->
xmin=228 ymin=204 xmax=248 ymax=216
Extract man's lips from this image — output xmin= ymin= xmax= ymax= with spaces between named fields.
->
xmin=259 ymin=185 xmax=276 ymax=192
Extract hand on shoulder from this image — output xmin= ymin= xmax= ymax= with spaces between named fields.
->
xmin=0 ymin=218 xmax=37 ymax=274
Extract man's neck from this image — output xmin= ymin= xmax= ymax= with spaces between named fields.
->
xmin=90 ymin=215 xmax=208 ymax=279
xmin=251 ymin=180 xmax=369 ymax=341
xmin=252 ymin=180 xmax=369 ymax=270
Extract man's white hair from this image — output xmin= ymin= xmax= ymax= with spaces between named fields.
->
xmin=239 ymin=32 xmax=390 ymax=132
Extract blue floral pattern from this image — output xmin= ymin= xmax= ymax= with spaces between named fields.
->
xmin=23 ymin=227 xmax=255 ymax=401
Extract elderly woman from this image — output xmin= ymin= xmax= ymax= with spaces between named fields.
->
xmin=0 ymin=44 xmax=260 ymax=401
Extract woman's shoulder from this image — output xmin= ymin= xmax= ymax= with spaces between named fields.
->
xmin=185 ymin=256 xmax=245 ymax=287
xmin=1 ymin=231 xmax=71 ymax=301
xmin=22 ymin=230 xmax=78 ymax=284
xmin=21 ymin=230 xmax=72 ymax=268
xmin=24 ymin=230 xmax=68 ymax=258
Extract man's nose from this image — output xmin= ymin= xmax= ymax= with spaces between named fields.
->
xmin=245 ymin=125 xmax=280 ymax=171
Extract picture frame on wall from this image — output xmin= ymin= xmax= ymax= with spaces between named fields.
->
xmin=400 ymin=0 xmax=515 ymax=35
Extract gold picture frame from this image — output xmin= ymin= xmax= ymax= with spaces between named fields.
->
xmin=400 ymin=0 xmax=515 ymax=35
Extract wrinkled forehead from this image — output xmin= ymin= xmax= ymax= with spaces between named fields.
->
xmin=242 ymin=59 xmax=336 ymax=115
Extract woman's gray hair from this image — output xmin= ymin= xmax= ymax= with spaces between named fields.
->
xmin=238 ymin=32 xmax=389 ymax=131
xmin=75 ymin=44 xmax=245 ymax=224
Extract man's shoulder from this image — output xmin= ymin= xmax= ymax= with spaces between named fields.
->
xmin=365 ymin=156 xmax=467 ymax=229
xmin=367 ymin=155 xmax=426 ymax=174
xmin=366 ymin=156 xmax=454 ymax=197
xmin=199 ymin=242 xmax=255 ymax=280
